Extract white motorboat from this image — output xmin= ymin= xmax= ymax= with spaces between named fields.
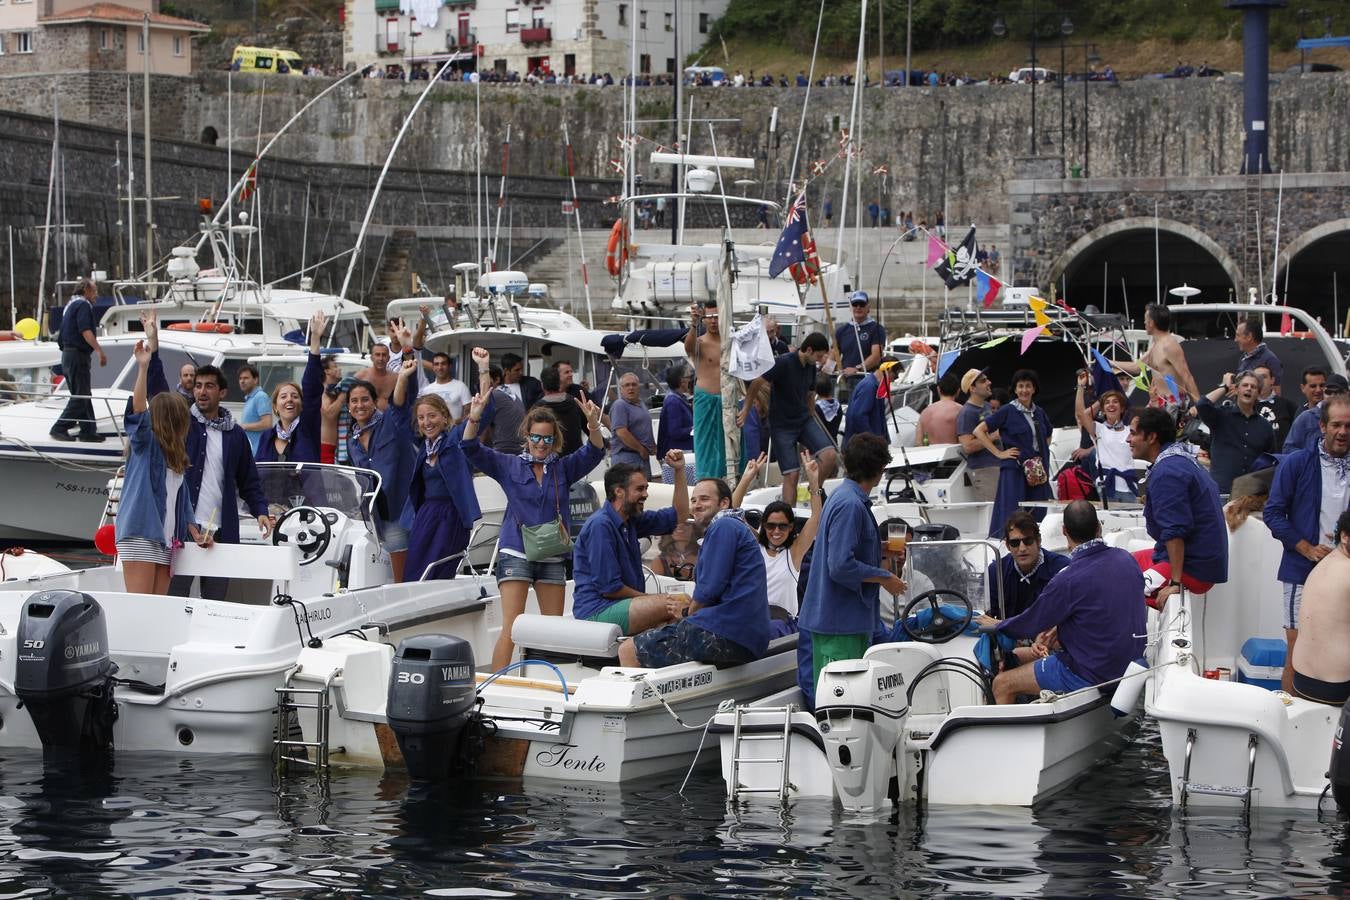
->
xmin=713 ymin=537 xmax=1140 ymax=810
xmin=0 ymin=463 xmax=502 ymax=757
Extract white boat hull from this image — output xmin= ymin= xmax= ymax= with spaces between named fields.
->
xmin=0 ymin=452 xmax=116 ymax=542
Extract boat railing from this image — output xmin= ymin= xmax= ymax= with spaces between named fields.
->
xmin=0 ymin=389 xmax=130 ymax=445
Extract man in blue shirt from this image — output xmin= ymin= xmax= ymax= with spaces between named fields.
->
xmin=1234 ymin=316 xmax=1283 ymax=393
xmin=1195 ymin=371 xmax=1275 ymax=494
xmin=1129 ymin=406 xmax=1228 ymax=608
xmin=841 ymin=359 xmax=897 ymax=450
xmin=835 ymin=293 xmax=886 ymax=394
xmin=619 ymin=477 xmax=770 ymax=669
xmin=956 ymin=368 xmax=1000 ymax=501
xmin=978 ymin=501 xmax=1145 ymax=703
xmin=1286 ymin=373 xmax=1347 ymax=453
xmin=573 ymin=453 xmax=689 ymax=635
xmin=238 ymin=364 xmax=273 ymax=455
xmin=985 ymin=510 xmax=1070 ymax=619
xmin=51 ymin=278 xmax=107 ymax=442
xmin=797 ymin=433 xmax=907 ymax=696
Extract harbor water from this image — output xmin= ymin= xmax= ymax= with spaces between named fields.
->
xmin=0 ymin=722 xmax=1347 ymax=897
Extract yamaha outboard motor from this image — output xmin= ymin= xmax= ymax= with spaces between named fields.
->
xmin=386 ymin=634 xmax=477 ymax=780
xmin=1330 ymin=695 xmax=1350 ymax=811
xmin=14 ymin=590 xmax=118 ymax=754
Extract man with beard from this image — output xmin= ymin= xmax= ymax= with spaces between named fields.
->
xmin=572 ymin=453 xmax=690 ymax=635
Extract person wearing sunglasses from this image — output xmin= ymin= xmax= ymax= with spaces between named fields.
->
xmin=462 ymin=391 xmax=606 ymax=671
xmin=985 ymin=511 xmax=1069 ymax=620
xmin=733 ymin=449 xmax=823 ymax=618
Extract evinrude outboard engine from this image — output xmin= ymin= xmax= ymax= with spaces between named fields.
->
xmin=816 ymin=647 xmax=910 ymax=813
xmin=14 ymin=590 xmax=118 ymax=753
xmin=1330 ymin=696 xmax=1350 ymax=811
xmin=386 ymin=634 xmax=477 ymax=780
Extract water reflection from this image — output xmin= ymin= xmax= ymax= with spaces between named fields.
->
xmin=0 ymin=723 xmax=1340 ymax=897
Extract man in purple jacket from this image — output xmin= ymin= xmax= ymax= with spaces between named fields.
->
xmin=977 ymin=500 xmax=1145 ymax=704
xmin=1263 ymin=392 xmax=1350 ymax=692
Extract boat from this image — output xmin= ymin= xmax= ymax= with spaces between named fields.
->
xmin=712 ymin=535 xmax=1141 ymax=810
xmin=0 ymin=462 xmax=501 ymax=757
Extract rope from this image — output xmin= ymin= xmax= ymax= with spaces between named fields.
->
xmin=0 ymin=433 xmax=125 ymax=473
xmin=477 ymin=659 xmax=570 ymax=700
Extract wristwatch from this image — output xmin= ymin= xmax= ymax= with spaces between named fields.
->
xmin=1168 ymin=579 xmax=1182 ymax=587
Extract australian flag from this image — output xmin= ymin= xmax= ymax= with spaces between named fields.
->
xmin=933 ymin=226 xmax=978 ymax=289
xmin=768 ymin=192 xmax=816 ymax=281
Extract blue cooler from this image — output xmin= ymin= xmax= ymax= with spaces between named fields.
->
xmin=1237 ymin=637 xmax=1286 ymax=691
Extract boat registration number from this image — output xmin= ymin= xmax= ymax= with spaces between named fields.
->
xmin=640 ymin=670 xmax=714 ymax=700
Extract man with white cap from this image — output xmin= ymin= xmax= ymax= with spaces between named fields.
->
xmin=956 ymin=367 xmax=1001 ymax=502
xmin=841 ymin=357 xmax=899 ymax=450
xmin=835 ymin=291 xmax=886 ymax=396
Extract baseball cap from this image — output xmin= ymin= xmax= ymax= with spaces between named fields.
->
xmin=1325 ymin=374 xmax=1348 ymax=394
xmin=960 ymin=368 xmax=988 ymax=394
xmin=849 ymin=291 xmax=870 ymax=306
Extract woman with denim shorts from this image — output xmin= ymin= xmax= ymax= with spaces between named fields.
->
xmin=346 ymin=359 xmax=418 ymax=581
xmin=462 ymin=389 xmax=606 ymax=670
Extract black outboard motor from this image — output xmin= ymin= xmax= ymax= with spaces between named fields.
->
xmin=1330 ymin=696 xmax=1350 ymax=811
xmin=386 ymin=634 xmax=477 ymax=780
xmin=14 ymin=590 xmax=118 ymax=753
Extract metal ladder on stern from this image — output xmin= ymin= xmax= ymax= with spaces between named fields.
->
xmin=273 ymin=669 xmax=340 ymax=774
xmin=727 ymin=704 xmax=796 ymax=803
xmin=1179 ymin=727 xmax=1259 ymax=817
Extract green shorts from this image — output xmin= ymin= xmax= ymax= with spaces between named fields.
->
xmin=586 ymin=598 xmax=632 ymax=634
xmin=809 ymin=631 xmax=871 ymax=691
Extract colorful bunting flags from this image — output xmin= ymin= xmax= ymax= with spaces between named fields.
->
xmin=1280 ymin=312 xmax=1293 ymax=336
xmin=1020 ymin=325 xmax=1042 ymax=355
xmin=980 ymin=335 xmax=1012 ymax=348
xmin=1027 ymin=296 xmax=1048 ymax=312
xmin=1091 ymin=348 xmax=1114 ymax=372
xmin=926 ymin=235 xmax=947 ymax=267
xmin=975 ymin=270 xmax=1000 ymax=308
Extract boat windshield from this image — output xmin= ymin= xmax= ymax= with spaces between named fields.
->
xmin=255 ymin=462 xmax=381 ymax=524
xmin=887 ymin=538 xmax=1002 ymax=626
xmin=595 ymin=357 xmax=671 ymax=408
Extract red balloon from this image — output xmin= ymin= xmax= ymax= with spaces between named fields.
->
xmin=93 ymin=524 xmax=117 ymax=556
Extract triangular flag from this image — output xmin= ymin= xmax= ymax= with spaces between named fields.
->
xmin=980 ymin=335 xmax=1011 ymax=349
xmin=1020 ymin=325 xmax=1042 ymax=355
xmin=975 ymin=270 xmax=1000 ymax=308
xmin=1279 ymin=312 xmax=1293 ymax=336
xmin=937 ymin=350 xmax=959 ymax=377
xmin=1027 ymin=296 xmax=1048 ymax=312
xmin=925 ymin=235 xmax=946 ymax=267
xmin=1033 ymin=308 xmax=1052 ymax=328
xmin=1164 ymin=374 xmax=1180 ymax=400
xmin=1091 ymin=348 xmax=1114 ymax=372
xmin=1133 ymin=361 xmax=1150 ymax=394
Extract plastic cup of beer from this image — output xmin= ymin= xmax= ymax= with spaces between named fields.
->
xmin=887 ymin=522 xmax=908 ymax=554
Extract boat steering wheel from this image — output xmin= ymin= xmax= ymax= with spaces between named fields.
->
xmin=899 ymin=589 xmax=974 ymax=644
xmin=271 ymin=505 xmax=333 ymax=566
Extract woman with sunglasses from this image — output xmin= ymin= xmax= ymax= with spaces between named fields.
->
xmin=462 ymin=389 xmax=605 ymax=671
xmin=973 ymin=368 xmax=1053 ymax=538
xmin=346 ymin=356 xmax=419 ymax=581
xmin=733 ymin=450 xmax=823 ymax=616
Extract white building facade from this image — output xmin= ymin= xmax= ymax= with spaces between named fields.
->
xmin=343 ymin=0 xmax=729 ymax=78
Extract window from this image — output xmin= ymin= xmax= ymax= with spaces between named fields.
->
xmin=0 ymin=35 xmax=5 ymax=55
xmin=505 ymin=8 xmax=519 ymax=33
xmin=699 ymin=12 xmax=709 ymax=33
xmin=639 ymin=9 xmax=646 ymax=29
xmin=99 ymin=29 xmax=108 ymax=50
xmin=666 ymin=57 xmax=675 ymax=74
xmin=173 ymin=35 xmax=182 ymax=56
xmin=16 ymin=31 xmax=32 ymax=53
xmin=532 ymin=7 xmax=544 ymax=28
xmin=136 ymin=30 xmax=144 ymax=53
xmin=664 ymin=12 xmax=672 ymax=32
xmin=618 ymin=4 xmax=626 ymax=26
xmin=639 ymin=53 xmax=650 ymax=74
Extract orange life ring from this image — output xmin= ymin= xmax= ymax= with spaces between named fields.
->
xmin=167 ymin=322 xmax=234 ymax=334
xmin=604 ymin=218 xmax=629 ymax=277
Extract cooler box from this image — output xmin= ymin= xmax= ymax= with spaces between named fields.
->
xmin=1236 ymin=637 xmax=1286 ymax=691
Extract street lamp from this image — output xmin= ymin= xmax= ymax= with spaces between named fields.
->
xmin=992 ymin=5 xmax=1074 ymax=157
xmin=1056 ymin=40 xmax=1101 ymax=175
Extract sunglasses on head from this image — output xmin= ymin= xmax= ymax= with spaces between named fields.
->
xmin=1006 ymin=536 xmax=1037 ymax=548
xmin=763 ymin=520 xmax=792 ymax=531
xmin=527 ymin=433 xmax=556 ymax=445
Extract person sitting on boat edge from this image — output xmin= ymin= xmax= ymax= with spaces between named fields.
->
xmin=618 ymin=477 xmax=771 ymax=670
xmin=572 ymin=452 xmax=691 ymax=635
xmin=985 ymin=510 xmax=1070 ymax=620
xmin=1262 ymin=392 xmax=1350 ymax=693
xmin=1128 ymin=406 xmax=1228 ymax=608
xmin=255 ymin=311 xmax=328 ymax=465
xmin=733 ymin=450 xmax=824 ymax=619
xmin=1290 ymin=510 xmax=1350 ymax=706
xmin=795 ymin=433 xmax=907 ymax=701
xmin=462 ymin=391 xmax=606 ymax=672
xmin=977 ymin=501 xmax=1146 ymax=704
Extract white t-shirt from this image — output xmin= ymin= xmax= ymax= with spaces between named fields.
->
xmin=502 ymin=382 xmax=523 ymax=403
xmin=761 ymin=546 xmax=799 ymax=616
xmin=194 ymin=427 xmax=224 ymax=528
xmin=1319 ymin=458 xmax=1350 ymax=544
xmin=164 ymin=468 xmax=184 ymax=545
xmin=421 ymin=379 xmax=472 ymax=420
xmin=1094 ymin=420 xmax=1134 ymax=492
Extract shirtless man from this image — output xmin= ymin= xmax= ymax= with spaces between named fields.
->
xmin=685 ymin=300 xmax=726 ymax=480
xmin=320 ymin=354 xmax=344 ymax=464
xmin=1114 ymin=303 xmax=1199 ymax=408
xmin=355 ymin=340 xmax=398 ymax=408
xmin=1290 ymin=510 xmax=1350 ymax=706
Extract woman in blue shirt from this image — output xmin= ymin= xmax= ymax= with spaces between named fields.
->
xmin=118 ymin=338 xmax=201 ymax=594
xmin=347 ymin=358 xmax=417 ymax=581
xmin=256 ymin=311 xmax=326 ymax=465
xmin=462 ymin=389 xmax=606 ymax=671
xmin=656 ymin=364 xmax=693 ymax=484
xmin=973 ymin=369 xmax=1053 ymax=538
xmin=402 ymin=393 xmax=481 ymax=583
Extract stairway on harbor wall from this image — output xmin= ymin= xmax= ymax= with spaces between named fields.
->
xmin=529 ymin=224 xmax=1011 ymax=337
xmin=367 ymin=228 xmax=418 ymax=328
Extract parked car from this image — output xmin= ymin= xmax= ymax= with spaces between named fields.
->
xmin=1008 ymin=67 xmax=1057 ymax=83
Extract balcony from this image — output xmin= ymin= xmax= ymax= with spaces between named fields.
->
xmin=520 ymin=26 xmax=551 ymax=44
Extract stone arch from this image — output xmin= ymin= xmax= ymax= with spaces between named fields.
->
xmin=200 ymin=126 xmax=218 ymax=146
xmin=1274 ymin=217 xmax=1350 ymax=275
xmin=1047 ymin=217 xmax=1242 ymax=297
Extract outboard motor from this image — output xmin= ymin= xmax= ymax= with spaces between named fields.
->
xmin=386 ymin=634 xmax=477 ymax=781
xmin=14 ymin=590 xmax=118 ymax=754
xmin=816 ymin=649 xmax=910 ymax=813
xmin=1330 ymin=696 xmax=1350 ymax=812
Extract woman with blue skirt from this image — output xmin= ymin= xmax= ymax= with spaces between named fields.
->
xmin=402 ymin=392 xmax=481 ymax=582
xmin=973 ymin=368 xmax=1053 ymax=537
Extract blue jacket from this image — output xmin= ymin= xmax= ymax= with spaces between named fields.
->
xmin=798 ymin=479 xmax=892 ymax=636
xmin=842 ymin=373 xmax=887 ymax=449
xmin=1263 ymin=447 xmax=1326 ymax=586
xmin=404 ymin=420 xmax=481 ymax=529
xmin=690 ymin=515 xmax=771 ymax=657
xmin=997 ymin=541 xmax=1145 ymax=685
xmin=985 ymin=402 xmax=1052 ymax=474
xmin=1143 ymin=448 xmax=1228 ymax=585
xmin=115 ymin=410 xmax=195 ymax=547
xmin=656 ymin=392 xmax=693 ymax=457
xmin=460 ymin=438 xmax=604 ymax=555
xmin=1285 ymin=405 xmax=1322 ymax=453
xmin=57 ymin=296 xmax=96 ymax=353
xmin=347 ymin=389 xmax=416 ymax=523
xmin=572 ymin=503 xmax=678 ymax=621
xmin=985 ymin=549 xmax=1071 ymax=619
xmin=255 ymin=352 xmax=324 ymax=464
xmin=148 ymin=355 xmax=268 ymax=545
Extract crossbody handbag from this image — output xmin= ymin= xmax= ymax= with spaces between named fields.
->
xmin=521 ymin=464 xmax=573 ymax=561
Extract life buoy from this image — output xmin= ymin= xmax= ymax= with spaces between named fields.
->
xmin=604 ymin=218 xmax=629 ymax=277
xmin=166 ymin=322 xmax=234 ymax=334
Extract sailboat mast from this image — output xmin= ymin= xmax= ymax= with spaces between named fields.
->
xmin=37 ymin=89 xmax=58 ymax=320
xmin=125 ymin=77 xmax=136 ymax=279
xmin=142 ymin=14 xmax=154 ymax=295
